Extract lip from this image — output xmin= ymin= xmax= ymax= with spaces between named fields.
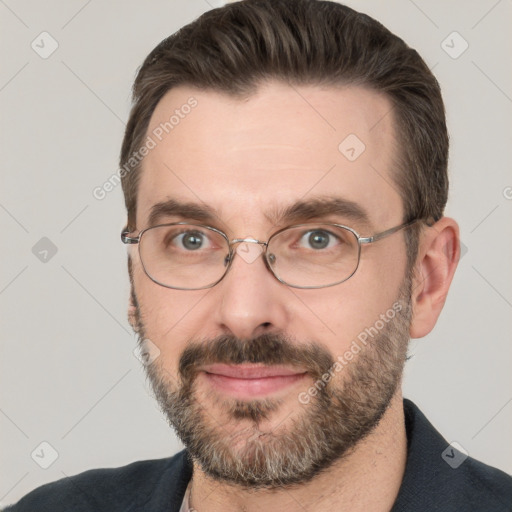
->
xmin=200 ymin=364 xmax=308 ymax=398
xmin=200 ymin=363 xmax=306 ymax=379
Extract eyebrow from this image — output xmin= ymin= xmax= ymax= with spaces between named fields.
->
xmin=147 ymin=199 xmax=218 ymax=227
xmin=266 ymin=196 xmax=372 ymax=229
xmin=146 ymin=196 xmax=372 ymax=231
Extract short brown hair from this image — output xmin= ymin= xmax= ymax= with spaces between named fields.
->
xmin=120 ymin=0 xmax=448 ymax=269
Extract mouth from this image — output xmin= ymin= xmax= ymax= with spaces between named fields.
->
xmin=200 ymin=364 xmax=309 ymax=398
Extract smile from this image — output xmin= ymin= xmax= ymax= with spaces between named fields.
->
xmin=200 ymin=364 xmax=308 ymax=398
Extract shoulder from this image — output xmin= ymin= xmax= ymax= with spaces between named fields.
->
xmin=460 ymin=455 xmax=512 ymax=507
xmin=3 ymin=450 xmax=191 ymax=512
xmin=428 ymin=452 xmax=512 ymax=511
xmin=393 ymin=399 xmax=512 ymax=511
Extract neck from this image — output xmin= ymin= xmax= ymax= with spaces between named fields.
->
xmin=188 ymin=391 xmax=407 ymax=512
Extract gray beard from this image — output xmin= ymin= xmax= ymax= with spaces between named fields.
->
xmin=133 ymin=277 xmax=412 ymax=490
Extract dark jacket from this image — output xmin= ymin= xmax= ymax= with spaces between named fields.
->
xmin=4 ymin=399 xmax=512 ymax=511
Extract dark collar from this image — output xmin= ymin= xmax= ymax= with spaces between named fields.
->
xmin=392 ymin=399 xmax=512 ymax=511
xmin=139 ymin=399 xmax=512 ymax=511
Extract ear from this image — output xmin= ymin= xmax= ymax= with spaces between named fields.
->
xmin=409 ymin=217 xmax=460 ymax=339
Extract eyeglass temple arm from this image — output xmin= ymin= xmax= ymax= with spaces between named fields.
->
xmin=121 ymin=231 xmax=139 ymax=244
xmin=359 ymin=217 xmax=436 ymax=245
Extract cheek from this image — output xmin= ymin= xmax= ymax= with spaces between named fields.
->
xmin=290 ymin=290 xmax=385 ymax=354
xmin=132 ymin=260 xmax=205 ymax=355
xmin=292 ymin=252 xmax=406 ymax=353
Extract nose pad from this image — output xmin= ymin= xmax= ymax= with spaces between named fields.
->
xmin=220 ymin=242 xmax=273 ymax=283
xmin=235 ymin=241 xmax=264 ymax=265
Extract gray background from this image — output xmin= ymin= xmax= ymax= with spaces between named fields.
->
xmin=1 ymin=0 xmax=511 ymax=507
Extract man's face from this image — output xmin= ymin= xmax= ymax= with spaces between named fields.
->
xmin=129 ymin=81 xmax=413 ymax=488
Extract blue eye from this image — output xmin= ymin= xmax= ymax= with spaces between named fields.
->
xmin=171 ymin=230 xmax=216 ymax=251
xmin=298 ymin=230 xmax=340 ymax=250
xmin=178 ymin=231 xmax=205 ymax=250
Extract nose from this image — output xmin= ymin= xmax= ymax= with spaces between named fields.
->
xmin=212 ymin=241 xmax=289 ymax=340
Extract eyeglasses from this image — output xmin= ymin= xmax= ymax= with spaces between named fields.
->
xmin=121 ymin=219 xmax=422 ymax=290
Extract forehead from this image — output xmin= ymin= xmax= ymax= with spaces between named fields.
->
xmin=136 ymin=81 xmax=402 ymax=232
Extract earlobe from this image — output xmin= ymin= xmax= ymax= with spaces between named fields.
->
xmin=409 ymin=217 xmax=460 ymax=339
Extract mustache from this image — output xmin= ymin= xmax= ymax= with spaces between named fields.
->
xmin=178 ymin=333 xmax=334 ymax=383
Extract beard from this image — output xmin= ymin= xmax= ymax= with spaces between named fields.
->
xmin=130 ymin=270 xmax=413 ymax=490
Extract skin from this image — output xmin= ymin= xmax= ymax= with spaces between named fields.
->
xmin=127 ymin=81 xmax=460 ymax=511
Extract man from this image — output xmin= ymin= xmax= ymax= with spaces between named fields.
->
xmin=6 ymin=0 xmax=512 ymax=511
